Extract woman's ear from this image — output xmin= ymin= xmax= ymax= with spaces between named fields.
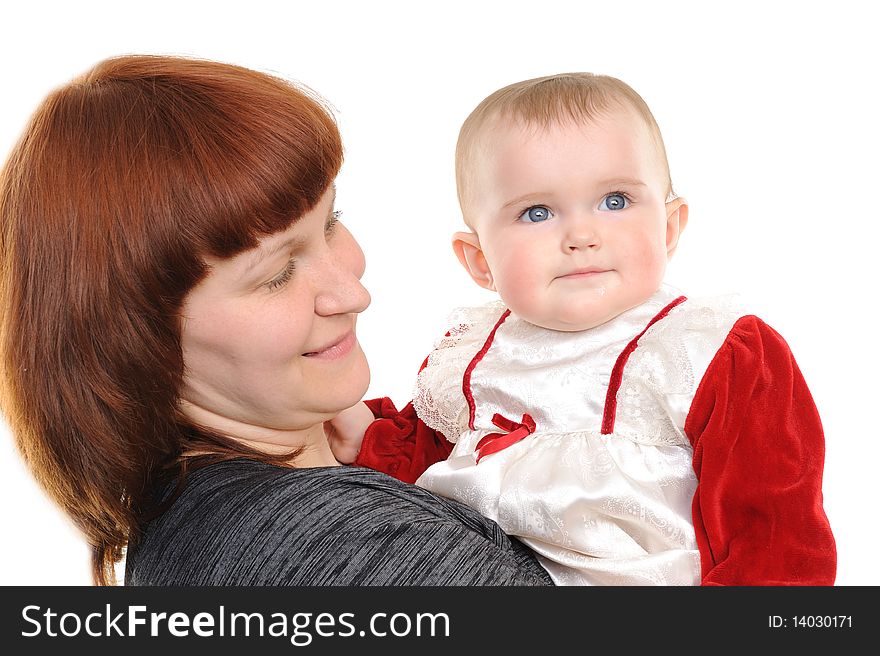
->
xmin=665 ymin=197 xmax=689 ymax=259
xmin=452 ymin=231 xmax=495 ymax=291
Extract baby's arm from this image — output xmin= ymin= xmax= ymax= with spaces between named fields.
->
xmin=337 ymin=342 xmax=455 ymax=481
xmin=326 ymin=401 xmax=376 ymax=464
xmin=685 ymin=315 xmax=836 ymax=585
xmin=328 ymin=397 xmax=454 ymax=478
xmin=354 ymin=398 xmax=453 ymax=484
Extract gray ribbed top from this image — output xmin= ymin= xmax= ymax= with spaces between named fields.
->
xmin=124 ymin=459 xmax=552 ymax=586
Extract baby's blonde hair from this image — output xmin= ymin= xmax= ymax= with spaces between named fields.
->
xmin=455 ymin=73 xmax=673 ymax=226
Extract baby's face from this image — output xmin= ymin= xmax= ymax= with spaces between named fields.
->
xmin=466 ymin=110 xmax=682 ymax=331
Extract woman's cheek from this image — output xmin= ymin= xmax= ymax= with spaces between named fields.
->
xmin=255 ymin=294 xmax=314 ymax=360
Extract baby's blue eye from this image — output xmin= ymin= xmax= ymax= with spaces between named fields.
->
xmin=599 ymin=193 xmax=629 ymax=211
xmin=519 ymin=205 xmax=552 ymax=223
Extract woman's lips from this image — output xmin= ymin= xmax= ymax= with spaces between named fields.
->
xmin=303 ymin=331 xmax=356 ymax=360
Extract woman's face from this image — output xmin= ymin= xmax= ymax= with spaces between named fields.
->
xmin=179 ymin=185 xmax=371 ymax=440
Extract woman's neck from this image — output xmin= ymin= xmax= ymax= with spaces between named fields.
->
xmin=178 ymin=400 xmax=341 ymax=467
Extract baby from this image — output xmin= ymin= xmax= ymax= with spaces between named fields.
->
xmin=334 ymin=73 xmax=836 ymax=585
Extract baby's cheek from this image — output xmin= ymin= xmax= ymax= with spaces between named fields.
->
xmin=629 ymin=239 xmax=667 ymax=276
xmin=494 ymin=260 xmax=544 ymax=315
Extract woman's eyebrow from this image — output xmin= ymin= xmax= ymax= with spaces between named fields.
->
xmin=243 ymin=235 xmax=302 ymax=274
xmin=243 ymin=185 xmax=336 ymax=274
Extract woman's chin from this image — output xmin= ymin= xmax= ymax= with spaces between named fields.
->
xmin=333 ymin=346 xmax=371 ymax=409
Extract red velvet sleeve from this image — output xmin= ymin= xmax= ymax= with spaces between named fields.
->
xmin=353 ymin=397 xmax=453 ymax=484
xmin=684 ymin=315 xmax=836 ymax=585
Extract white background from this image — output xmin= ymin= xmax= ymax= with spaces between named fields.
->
xmin=1 ymin=0 xmax=876 ymax=586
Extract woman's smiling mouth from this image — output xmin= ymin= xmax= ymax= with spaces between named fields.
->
xmin=303 ymin=331 xmax=356 ymax=360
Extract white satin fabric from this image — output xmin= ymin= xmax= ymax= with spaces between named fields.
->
xmin=414 ymin=285 xmax=743 ymax=585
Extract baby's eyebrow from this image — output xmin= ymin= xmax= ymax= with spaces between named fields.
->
xmin=597 ymin=178 xmax=647 ymax=188
xmin=500 ymin=179 xmax=648 ymax=210
xmin=501 ymin=192 xmax=551 ymax=210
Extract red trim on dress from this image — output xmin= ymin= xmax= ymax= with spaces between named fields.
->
xmin=600 ymin=296 xmax=687 ymax=435
xmin=475 ymin=413 xmax=536 ymax=462
xmin=463 ymin=309 xmax=511 ymax=430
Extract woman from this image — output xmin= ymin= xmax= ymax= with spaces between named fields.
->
xmin=0 ymin=55 xmax=552 ymax=586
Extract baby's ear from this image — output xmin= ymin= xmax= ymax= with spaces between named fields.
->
xmin=665 ymin=197 xmax=689 ymax=259
xmin=452 ymin=231 xmax=495 ymax=291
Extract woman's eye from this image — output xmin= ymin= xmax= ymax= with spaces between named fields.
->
xmin=599 ymin=193 xmax=629 ymax=211
xmin=518 ymin=205 xmax=553 ymax=223
xmin=326 ymin=209 xmax=342 ymax=234
xmin=266 ymin=259 xmax=296 ymax=291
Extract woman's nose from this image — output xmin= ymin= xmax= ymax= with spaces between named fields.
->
xmin=314 ymin=236 xmax=371 ymax=317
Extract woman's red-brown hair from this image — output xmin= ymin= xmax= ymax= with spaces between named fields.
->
xmin=0 ymin=55 xmax=343 ymax=585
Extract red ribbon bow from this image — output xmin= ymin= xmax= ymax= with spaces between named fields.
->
xmin=475 ymin=413 xmax=536 ymax=463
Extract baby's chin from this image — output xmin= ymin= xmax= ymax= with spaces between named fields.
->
xmin=513 ymin=302 xmax=620 ymax=333
xmin=526 ymin=316 xmax=613 ymax=332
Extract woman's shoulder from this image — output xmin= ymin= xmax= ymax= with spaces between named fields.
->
xmin=146 ymin=458 xmax=441 ymax=511
xmin=125 ymin=459 xmax=551 ymax=586
xmin=125 ymin=460 xmax=382 ymax=585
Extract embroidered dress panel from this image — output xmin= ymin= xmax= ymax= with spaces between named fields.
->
xmin=413 ymin=284 xmax=744 ymax=585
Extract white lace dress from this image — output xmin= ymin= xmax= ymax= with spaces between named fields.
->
xmin=413 ymin=284 xmax=744 ymax=585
